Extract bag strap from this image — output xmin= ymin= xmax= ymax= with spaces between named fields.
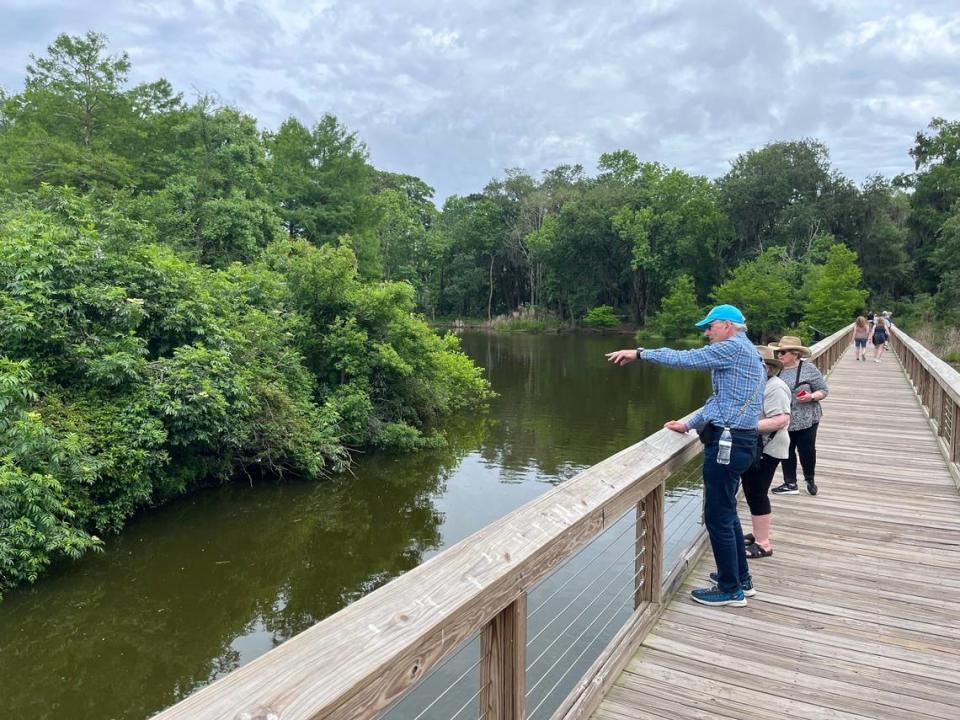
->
xmin=729 ymin=361 xmax=765 ymax=426
xmin=778 ymin=359 xmax=804 ymax=390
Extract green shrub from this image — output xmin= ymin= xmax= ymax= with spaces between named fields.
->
xmin=634 ymin=329 xmax=664 ymax=345
xmin=582 ymin=305 xmax=618 ymax=328
xmin=652 ymin=275 xmax=701 ymax=341
xmin=494 ymin=318 xmax=547 ymax=334
xmin=373 ymin=422 xmax=446 ymax=452
xmin=0 ymin=360 xmax=102 ymax=596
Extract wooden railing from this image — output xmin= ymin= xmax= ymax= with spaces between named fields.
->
xmin=152 ymin=326 xmax=853 ymax=720
xmin=889 ymin=326 xmax=960 ymax=490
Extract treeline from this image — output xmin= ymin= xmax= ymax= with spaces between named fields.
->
xmin=431 ymin=134 xmax=957 ymax=342
xmin=0 ymin=32 xmax=493 ymax=595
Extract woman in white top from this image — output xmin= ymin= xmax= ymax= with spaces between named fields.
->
xmin=741 ymin=345 xmax=792 ymax=558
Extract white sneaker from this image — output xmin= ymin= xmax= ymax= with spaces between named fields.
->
xmin=874 ymin=358 xmax=880 ymax=363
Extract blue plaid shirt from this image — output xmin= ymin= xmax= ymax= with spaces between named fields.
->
xmin=640 ymin=331 xmax=765 ymax=431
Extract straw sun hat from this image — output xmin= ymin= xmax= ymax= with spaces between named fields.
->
xmin=768 ymin=335 xmax=811 ymax=358
xmin=756 ymin=345 xmax=783 ymax=370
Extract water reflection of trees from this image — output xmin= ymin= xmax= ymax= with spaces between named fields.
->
xmin=0 ymin=415 xmax=489 ymax=720
xmin=461 ymin=333 xmax=711 ymax=479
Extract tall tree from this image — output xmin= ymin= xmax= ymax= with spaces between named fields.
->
xmin=0 ymin=31 xmax=134 ymax=190
xmin=136 ymin=102 xmax=282 ymax=265
xmin=712 ymin=248 xmax=797 ymax=342
xmin=652 ymin=274 xmax=701 ymax=341
xmin=849 ymin=177 xmax=912 ymax=300
xmin=718 ymin=140 xmax=837 ymax=259
xmin=803 ymin=243 xmax=868 ymax=333
xmin=906 ymin=117 xmax=960 ymax=295
xmin=265 ymin=114 xmax=374 ymax=248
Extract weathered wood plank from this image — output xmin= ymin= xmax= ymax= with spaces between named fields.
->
xmin=481 ymin=594 xmax=526 ymax=720
xmin=639 ymin=484 xmax=664 ymax=606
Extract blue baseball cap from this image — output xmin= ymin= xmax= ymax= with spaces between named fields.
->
xmin=695 ymin=304 xmax=745 ymax=328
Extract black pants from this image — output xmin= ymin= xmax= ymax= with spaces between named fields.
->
xmin=741 ymin=453 xmax=780 ymax=516
xmin=781 ymin=423 xmax=819 ymax=485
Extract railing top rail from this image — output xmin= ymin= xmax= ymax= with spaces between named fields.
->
xmin=153 ymin=326 xmax=854 ymax=720
xmin=808 ymin=323 xmax=854 ymax=361
xmin=891 ymin=325 xmax=960 ymax=405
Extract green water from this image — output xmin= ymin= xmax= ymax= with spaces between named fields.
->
xmin=0 ymin=332 xmax=710 ymax=720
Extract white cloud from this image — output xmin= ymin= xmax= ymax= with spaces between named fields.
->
xmin=838 ymin=13 xmax=960 ymax=60
xmin=1 ymin=0 xmax=958 ymax=200
xmin=411 ymin=26 xmax=463 ymax=56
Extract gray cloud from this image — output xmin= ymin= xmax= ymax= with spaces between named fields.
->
xmin=1 ymin=0 xmax=959 ymax=200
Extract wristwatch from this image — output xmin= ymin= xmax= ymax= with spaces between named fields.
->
xmin=635 ymin=347 xmax=645 ymax=359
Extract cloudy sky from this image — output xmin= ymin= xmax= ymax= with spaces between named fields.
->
xmin=2 ymin=0 xmax=959 ymax=201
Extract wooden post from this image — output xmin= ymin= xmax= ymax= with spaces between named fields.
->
xmin=952 ymin=402 xmax=960 ymax=465
xmin=937 ymin=387 xmax=945 ymax=435
xmin=481 ymin=594 xmax=527 ymax=720
xmin=636 ymin=483 xmax=664 ymax=608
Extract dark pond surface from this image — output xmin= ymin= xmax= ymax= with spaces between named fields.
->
xmin=0 ymin=332 xmax=710 ymax=720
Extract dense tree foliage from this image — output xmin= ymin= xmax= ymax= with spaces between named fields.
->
xmin=0 ymin=33 xmax=492 ymax=596
xmin=1 ymin=30 xmax=957 ymax=593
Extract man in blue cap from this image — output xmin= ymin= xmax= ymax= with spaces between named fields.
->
xmin=607 ymin=304 xmax=765 ymax=607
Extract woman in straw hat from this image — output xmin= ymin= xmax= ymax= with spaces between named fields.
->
xmin=740 ymin=346 xmax=792 ymax=558
xmin=769 ymin=336 xmax=829 ymax=496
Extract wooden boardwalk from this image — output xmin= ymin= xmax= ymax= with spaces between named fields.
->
xmin=594 ymin=346 xmax=960 ymax=720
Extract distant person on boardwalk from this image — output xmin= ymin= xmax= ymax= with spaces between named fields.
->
xmin=869 ymin=316 xmax=889 ymax=363
xmin=606 ymin=304 xmax=765 ymax=607
xmin=853 ymin=316 xmax=870 ymax=361
xmin=741 ymin=346 xmax=791 ymax=559
xmin=769 ymin=336 xmax=829 ymax=497
xmin=882 ymin=310 xmax=893 ymax=350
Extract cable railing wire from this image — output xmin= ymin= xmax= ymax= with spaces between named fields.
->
xmin=447 ymin=686 xmax=482 ymax=720
xmin=527 ymin=508 xmax=639 ymax=622
xmin=378 ymin=628 xmax=481 ymax=720
xmin=410 ymin=654 xmax=481 ymax=720
xmin=525 ymin=540 xmax=644 ymax=675
xmin=525 ymin=529 xmax=641 ymax=655
xmin=525 ymin=558 xmax=653 ymax=720
xmin=528 ymin=467 xmax=701 ymax=666
xmin=665 ymin=491 xmax=703 ymax=533
xmin=526 ymin=474 xmax=704 ymax=720
xmin=525 ymin=547 xmax=649 ymax=714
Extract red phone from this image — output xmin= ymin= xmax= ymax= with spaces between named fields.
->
xmin=795 ymin=389 xmax=809 ymax=398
